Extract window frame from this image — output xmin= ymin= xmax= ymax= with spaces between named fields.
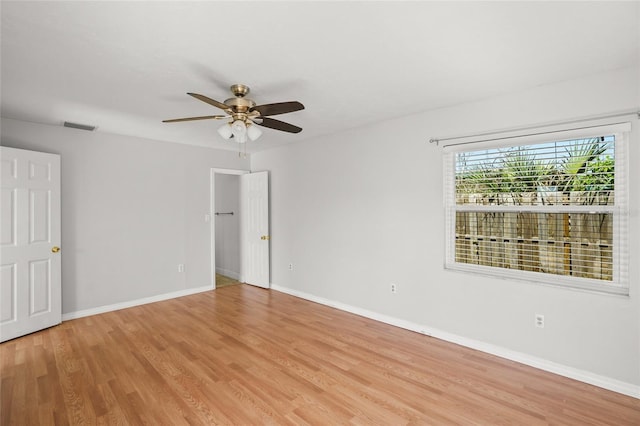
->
xmin=443 ymin=122 xmax=630 ymax=295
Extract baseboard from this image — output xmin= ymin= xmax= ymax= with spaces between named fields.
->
xmin=62 ymin=285 xmax=213 ymax=321
xmin=215 ymin=267 xmax=240 ymax=280
xmin=271 ymin=283 xmax=640 ymax=399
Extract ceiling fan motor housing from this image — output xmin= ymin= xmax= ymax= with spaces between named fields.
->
xmin=224 ymin=96 xmax=256 ymax=113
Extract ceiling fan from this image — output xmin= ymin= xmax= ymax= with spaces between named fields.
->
xmin=163 ymin=84 xmax=304 ymax=144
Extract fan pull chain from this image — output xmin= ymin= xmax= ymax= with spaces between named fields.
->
xmin=238 ymin=143 xmax=248 ymax=159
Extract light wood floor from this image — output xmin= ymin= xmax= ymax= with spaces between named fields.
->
xmin=215 ymin=273 xmax=241 ymax=289
xmin=2 ymin=285 xmax=639 ymax=425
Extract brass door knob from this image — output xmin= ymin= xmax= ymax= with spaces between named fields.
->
xmin=260 ymin=235 xmax=270 ymax=241
xmin=51 ymin=246 xmax=61 ymax=253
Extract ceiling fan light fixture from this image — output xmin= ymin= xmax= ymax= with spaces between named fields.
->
xmin=231 ymin=120 xmax=247 ymax=137
xmin=217 ymin=123 xmax=233 ymax=139
xmin=247 ymin=123 xmax=263 ymax=141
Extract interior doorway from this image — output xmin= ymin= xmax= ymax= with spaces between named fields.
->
xmin=210 ymin=168 xmax=270 ymax=290
xmin=211 ymin=168 xmax=247 ymax=289
xmin=1 ymin=147 xmax=62 ymax=342
xmin=214 ymin=173 xmax=240 ymax=282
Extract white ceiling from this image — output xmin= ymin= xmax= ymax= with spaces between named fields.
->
xmin=2 ymin=1 xmax=638 ymax=153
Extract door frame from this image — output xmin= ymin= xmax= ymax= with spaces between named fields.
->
xmin=210 ymin=168 xmax=249 ymax=289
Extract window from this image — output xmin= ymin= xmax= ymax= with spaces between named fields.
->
xmin=444 ymin=123 xmax=630 ymax=295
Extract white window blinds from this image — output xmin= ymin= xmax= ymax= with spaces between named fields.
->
xmin=443 ymin=122 xmax=630 ymax=294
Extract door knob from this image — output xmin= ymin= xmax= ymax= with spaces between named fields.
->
xmin=51 ymin=246 xmax=61 ymax=253
xmin=261 ymin=235 xmax=270 ymax=241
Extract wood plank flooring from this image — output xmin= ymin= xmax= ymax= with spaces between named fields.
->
xmin=2 ymin=284 xmax=639 ymax=425
xmin=215 ymin=274 xmax=241 ymax=289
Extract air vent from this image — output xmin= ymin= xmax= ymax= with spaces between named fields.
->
xmin=63 ymin=121 xmax=96 ymax=131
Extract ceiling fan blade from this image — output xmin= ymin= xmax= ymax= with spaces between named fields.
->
xmin=250 ymin=101 xmax=304 ymax=116
xmin=187 ymin=93 xmax=231 ymax=111
xmin=163 ymin=115 xmax=227 ymax=123
xmin=254 ymin=117 xmax=302 ymax=133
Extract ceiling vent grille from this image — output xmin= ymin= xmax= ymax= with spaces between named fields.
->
xmin=63 ymin=121 xmax=96 ymax=131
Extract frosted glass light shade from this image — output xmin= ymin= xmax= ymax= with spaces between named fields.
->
xmin=217 ymin=123 xmax=233 ymax=139
xmin=231 ymin=120 xmax=247 ymax=137
xmin=247 ymin=124 xmax=263 ymax=141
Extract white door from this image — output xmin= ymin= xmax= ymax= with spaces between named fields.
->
xmin=1 ymin=147 xmax=61 ymax=342
xmin=240 ymin=171 xmax=270 ymax=288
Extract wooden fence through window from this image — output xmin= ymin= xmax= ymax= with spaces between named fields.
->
xmin=454 ymin=192 xmax=613 ymax=281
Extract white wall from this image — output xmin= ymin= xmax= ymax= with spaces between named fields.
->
xmin=214 ymin=174 xmax=240 ymax=279
xmin=251 ymin=67 xmax=640 ymax=390
xmin=0 ymin=118 xmax=249 ymax=314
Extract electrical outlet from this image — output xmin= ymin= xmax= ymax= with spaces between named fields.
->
xmin=390 ymin=283 xmax=397 ymax=294
xmin=535 ymin=314 xmax=544 ymax=328
xmin=288 ymin=263 xmax=294 ymax=271
xmin=178 ymin=264 xmax=185 ymax=273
